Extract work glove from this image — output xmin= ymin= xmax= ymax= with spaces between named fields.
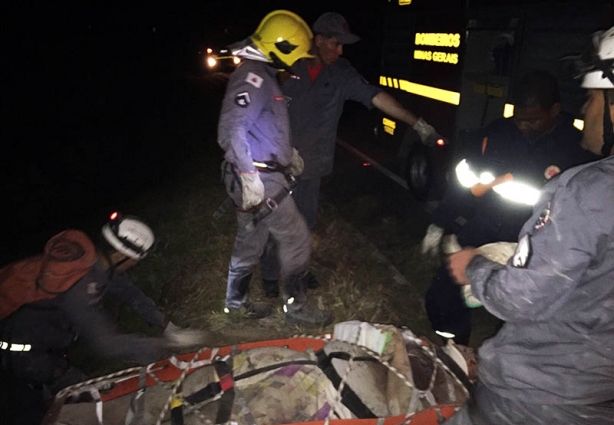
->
xmin=412 ymin=118 xmax=439 ymax=146
xmin=441 ymin=234 xmax=462 ymax=255
xmin=239 ymin=171 xmax=265 ymax=209
xmin=163 ymin=321 xmax=208 ymax=348
xmin=420 ymin=224 xmax=444 ymax=257
xmin=286 ymin=148 xmax=304 ymax=177
xmin=440 ymin=234 xmax=482 ymax=307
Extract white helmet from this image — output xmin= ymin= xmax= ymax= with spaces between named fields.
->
xmin=101 ymin=212 xmax=155 ymax=260
xmin=581 ymin=27 xmax=614 ymax=88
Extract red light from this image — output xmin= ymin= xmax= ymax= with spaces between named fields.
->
xmin=436 ymin=138 xmax=445 ymax=146
xmin=362 ymin=162 xmax=371 ymax=167
xmin=110 ymin=212 xmax=119 ymax=221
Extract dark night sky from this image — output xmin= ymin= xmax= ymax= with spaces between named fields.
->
xmin=2 ymin=2 xmax=384 ymax=262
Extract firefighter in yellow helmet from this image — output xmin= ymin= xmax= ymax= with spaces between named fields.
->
xmin=217 ymin=10 xmax=333 ymax=327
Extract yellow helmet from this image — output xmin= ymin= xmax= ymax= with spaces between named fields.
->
xmin=251 ymin=10 xmax=314 ymax=68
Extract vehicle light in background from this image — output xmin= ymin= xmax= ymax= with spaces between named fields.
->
xmin=233 ymin=56 xmax=241 ymax=65
xmin=206 ymin=56 xmax=217 ymax=68
xmin=363 ymin=162 xmax=371 ymax=167
xmin=436 ymin=138 xmax=445 ymax=146
xmin=110 ymin=211 xmax=119 ymax=221
xmin=206 ymin=47 xmax=213 ymax=54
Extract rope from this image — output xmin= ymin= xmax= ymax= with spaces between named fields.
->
xmin=154 ymin=346 xmax=213 ymax=425
xmin=51 ymin=330 xmax=464 ymax=424
xmin=324 ymin=324 xmax=361 ymax=425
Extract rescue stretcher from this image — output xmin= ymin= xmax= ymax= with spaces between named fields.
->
xmin=42 ymin=322 xmax=470 ymax=425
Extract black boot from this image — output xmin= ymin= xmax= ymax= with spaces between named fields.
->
xmin=283 ymin=272 xmax=333 ymax=327
xmin=284 ymin=300 xmax=334 ymax=327
xmin=225 ymin=271 xmax=272 ymax=319
xmin=262 ymin=279 xmax=280 ymax=298
xmin=303 ymin=271 xmax=321 ymax=289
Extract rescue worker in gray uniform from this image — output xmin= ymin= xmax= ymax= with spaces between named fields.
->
xmin=444 ymin=27 xmax=614 ymax=425
xmin=260 ymin=12 xmax=440 ymax=297
xmin=218 ymin=10 xmax=333 ymax=327
xmin=0 ymin=214 xmax=206 ymax=425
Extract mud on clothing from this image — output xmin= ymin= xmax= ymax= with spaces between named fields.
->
xmin=425 ymin=113 xmax=599 ymax=343
xmin=217 ymin=59 xmax=311 ymax=307
xmin=453 ymin=156 xmax=614 ymax=423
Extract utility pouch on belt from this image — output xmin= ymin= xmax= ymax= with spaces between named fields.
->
xmin=244 ymin=174 xmax=297 ymax=232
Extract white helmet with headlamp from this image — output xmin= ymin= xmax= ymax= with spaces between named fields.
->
xmin=572 ymin=26 xmax=614 ymax=157
xmin=101 ymin=212 xmax=156 ymax=260
xmin=580 ymin=27 xmax=614 ymax=89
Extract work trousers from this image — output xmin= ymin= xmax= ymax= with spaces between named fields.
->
xmin=424 ymin=215 xmax=518 ymax=345
xmin=260 ymin=176 xmax=321 ymax=282
xmin=223 ymin=165 xmax=311 ymax=308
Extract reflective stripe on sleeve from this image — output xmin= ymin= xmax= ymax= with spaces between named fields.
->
xmin=0 ymin=341 xmax=32 ymax=352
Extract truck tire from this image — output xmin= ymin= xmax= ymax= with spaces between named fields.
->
xmin=406 ymin=142 xmax=433 ymax=201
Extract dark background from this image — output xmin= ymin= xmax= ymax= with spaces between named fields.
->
xmin=2 ymin=2 xmax=384 ymax=264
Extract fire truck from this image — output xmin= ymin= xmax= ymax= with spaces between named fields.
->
xmin=339 ymin=0 xmax=614 ymax=200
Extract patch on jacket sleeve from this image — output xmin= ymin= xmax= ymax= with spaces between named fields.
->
xmin=534 ymin=202 xmax=552 ymax=230
xmin=246 ymin=72 xmax=263 ymax=88
xmin=544 ymin=165 xmax=561 ymax=180
xmin=235 ymin=92 xmax=251 ymax=107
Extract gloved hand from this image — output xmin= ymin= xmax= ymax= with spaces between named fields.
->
xmin=412 ymin=118 xmax=439 ymax=146
xmin=286 ymin=148 xmax=304 ymax=176
xmin=441 ymin=234 xmax=462 ymax=255
xmin=163 ymin=321 xmax=208 ymax=348
xmin=239 ymin=171 xmax=265 ymax=209
xmin=420 ymin=224 xmax=444 ymax=257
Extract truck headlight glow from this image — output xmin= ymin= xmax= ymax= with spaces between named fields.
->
xmin=206 ymin=56 xmax=217 ymax=68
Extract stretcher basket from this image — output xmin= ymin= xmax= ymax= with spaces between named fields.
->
xmin=42 ymin=322 xmax=470 ymax=425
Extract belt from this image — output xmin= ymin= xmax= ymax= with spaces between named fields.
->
xmin=253 ymin=160 xmax=287 ymax=173
xmin=0 ymin=340 xmax=32 ymax=352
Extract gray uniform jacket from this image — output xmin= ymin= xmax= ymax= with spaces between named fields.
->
xmin=0 ymin=261 xmax=168 ymax=381
xmin=218 ymin=60 xmax=292 ymax=172
xmin=467 ymin=156 xmax=614 ymax=405
xmin=283 ymin=58 xmax=382 ymax=179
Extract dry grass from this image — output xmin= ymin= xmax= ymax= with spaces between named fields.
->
xmin=76 ymin=144 xmax=448 ymax=376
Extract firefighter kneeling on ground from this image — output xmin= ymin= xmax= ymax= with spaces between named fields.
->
xmin=421 ymin=70 xmax=599 ymax=345
xmin=0 ymin=213 xmax=207 ymax=425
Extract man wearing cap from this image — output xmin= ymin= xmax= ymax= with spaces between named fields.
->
xmin=260 ymin=12 xmax=438 ymax=297
xmin=283 ymin=11 xmax=437 ymax=229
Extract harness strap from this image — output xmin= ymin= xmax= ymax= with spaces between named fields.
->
xmin=602 ymin=90 xmax=614 ymax=156
xmin=124 ymin=366 xmax=147 ymax=425
xmin=316 ymin=350 xmax=379 ymax=419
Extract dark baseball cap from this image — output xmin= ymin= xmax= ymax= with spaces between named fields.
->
xmin=312 ymin=12 xmax=360 ymax=45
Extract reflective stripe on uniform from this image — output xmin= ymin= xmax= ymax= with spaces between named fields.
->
xmin=455 ymin=159 xmax=540 ymax=206
xmin=0 ymin=340 xmax=32 ymax=352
